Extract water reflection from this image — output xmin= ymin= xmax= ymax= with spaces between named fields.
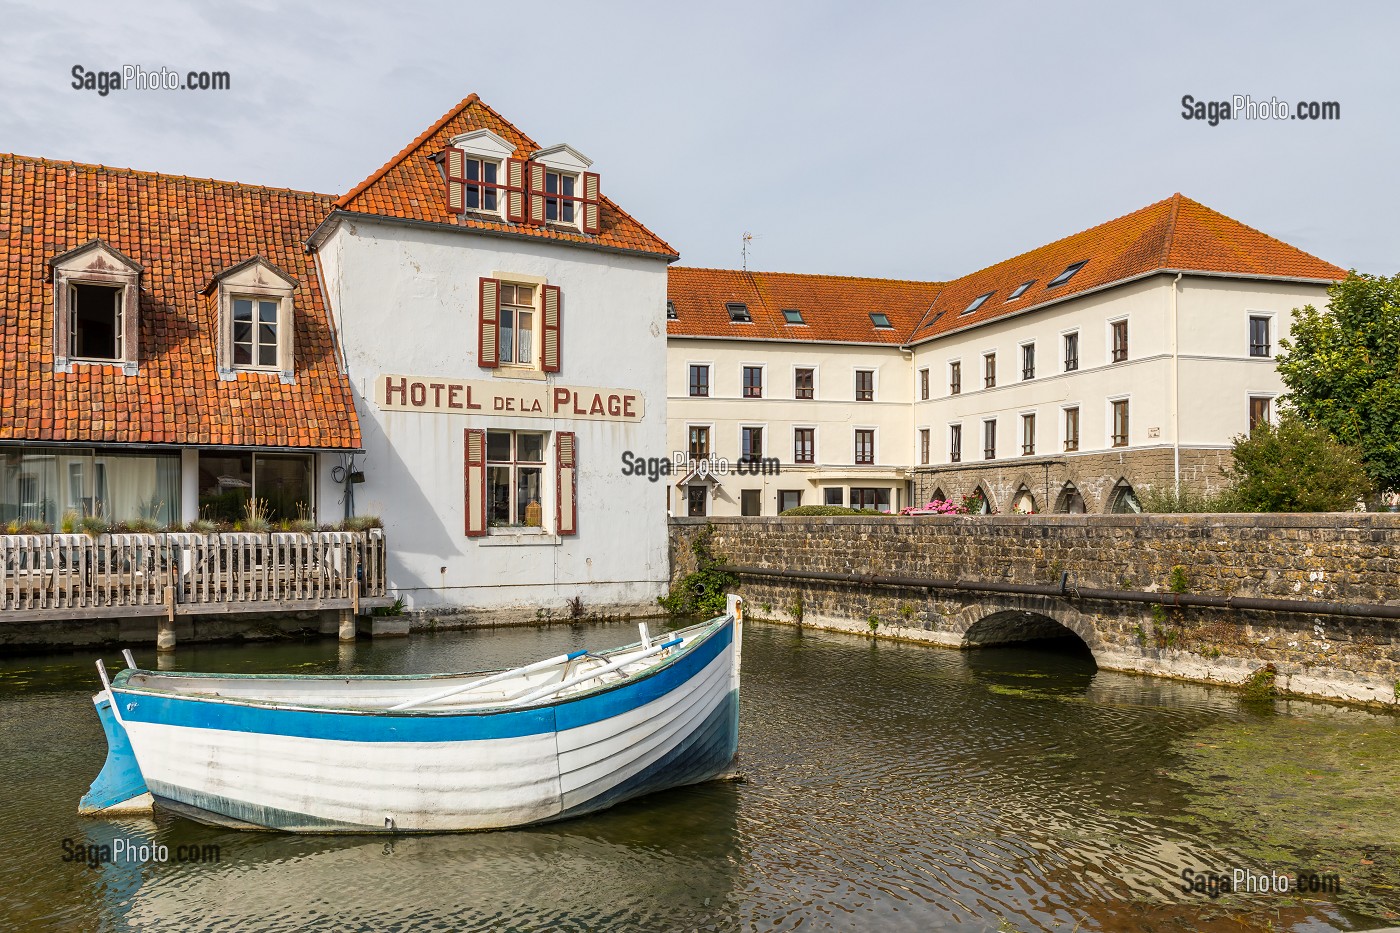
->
xmin=0 ymin=620 xmax=1394 ymax=932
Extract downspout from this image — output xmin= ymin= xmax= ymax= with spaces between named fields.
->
xmin=1170 ymin=272 xmax=1182 ymax=493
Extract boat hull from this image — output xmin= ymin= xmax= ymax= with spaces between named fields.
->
xmin=110 ymin=618 xmax=739 ymax=832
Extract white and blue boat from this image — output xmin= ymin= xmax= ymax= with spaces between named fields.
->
xmin=80 ymin=597 xmax=743 ymax=832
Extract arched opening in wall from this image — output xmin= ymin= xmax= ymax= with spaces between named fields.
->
xmin=968 ymin=484 xmax=995 ymax=514
xmin=964 ymin=609 xmax=1095 ymax=660
xmin=1011 ymin=485 xmax=1037 ymax=514
xmin=1055 ymin=482 xmax=1086 ymax=514
xmin=1107 ymin=478 xmax=1142 ymax=514
xmin=963 ymin=610 xmax=1097 ymax=691
xmin=930 ymin=487 xmax=947 ymax=503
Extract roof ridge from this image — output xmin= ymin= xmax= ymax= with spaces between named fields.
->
xmin=335 ymin=93 xmax=524 ymax=209
xmin=0 ymin=152 xmax=335 ymax=200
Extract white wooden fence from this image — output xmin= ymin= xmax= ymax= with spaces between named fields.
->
xmin=0 ymin=529 xmax=386 ymax=616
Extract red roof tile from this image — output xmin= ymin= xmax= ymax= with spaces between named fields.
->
xmin=909 ymin=194 xmax=1345 ymax=344
xmin=667 ymin=267 xmax=943 ymax=345
xmin=335 ymin=94 xmax=677 ymax=260
xmin=0 ymin=154 xmax=360 ymax=449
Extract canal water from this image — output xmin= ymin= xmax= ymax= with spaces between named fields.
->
xmin=1 ymin=619 xmax=1396 ymax=932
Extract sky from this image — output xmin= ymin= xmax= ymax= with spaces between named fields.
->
xmin=1 ymin=0 xmax=1396 ymax=281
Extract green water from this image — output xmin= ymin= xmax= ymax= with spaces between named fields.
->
xmin=0 ymin=620 xmax=1396 ymax=932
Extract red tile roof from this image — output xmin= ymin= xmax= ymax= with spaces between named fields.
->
xmin=909 ymin=193 xmax=1345 ymax=344
xmin=667 ymin=267 xmax=944 ymax=345
xmin=335 ymin=94 xmax=677 ymax=260
xmin=0 ymin=154 xmax=360 ymax=449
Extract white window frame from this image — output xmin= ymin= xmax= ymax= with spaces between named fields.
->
xmin=793 ymin=363 xmax=819 ymax=401
xmin=738 ymin=422 xmax=770 ymax=461
xmin=792 ymin=424 xmax=818 ymax=465
xmin=686 ymin=361 xmax=713 ymax=398
xmin=1247 ymin=391 xmax=1276 ymax=432
xmin=1019 ymin=339 xmax=1037 ymax=381
xmin=496 ymin=280 xmax=542 ymax=372
xmin=1061 ymin=402 xmax=1082 ymax=453
xmin=1019 ymin=410 xmax=1037 ymax=456
xmin=852 ymin=426 xmax=878 ymax=465
xmin=229 ymin=294 xmax=285 ymax=372
xmin=740 ymin=362 xmax=766 ymax=400
xmin=1247 ymin=311 xmax=1277 ymax=359
xmin=1061 ymin=328 xmax=1081 ymax=372
xmin=1107 ymin=315 xmax=1129 ymax=365
xmin=484 ymin=429 xmax=550 ymax=534
xmin=1107 ymin=394 xmax=1131 ymax=449
xmin=853 ymin=367 xmax=878 ymax=402
xmin=543 ymin=168 xmax=581 ymax=226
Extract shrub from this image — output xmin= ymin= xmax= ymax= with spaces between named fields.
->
xmin=1227 ymin=414 xmax=1372 ymax=512
xmin=1138 ymin=483 xmax=1237 ymax=513
xmin=658 ymin=524 xmax=736 ymax=617
xmin=340 ymin=515 xmax=384 ymax=532
xmin=779 ymin=505 xmax=894 ymax=516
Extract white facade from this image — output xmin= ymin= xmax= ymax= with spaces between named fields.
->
xmin=667 ymin=338 xmax=911 ymax=516
xmin=318 ymin=217 xmax=671 ymax=612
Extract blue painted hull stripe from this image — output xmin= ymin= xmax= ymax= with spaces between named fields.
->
xmin=114 ymin=621 xmax=732 ymax=743
xmin=79 ymin=696 xmax=151 ymax=811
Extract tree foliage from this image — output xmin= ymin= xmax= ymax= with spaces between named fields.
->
xmin=1225 ymin=414 xmax=1371 ymax=512
xmin=1276 ymin=272 xmax=1400 ymax=490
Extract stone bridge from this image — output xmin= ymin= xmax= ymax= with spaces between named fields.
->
xmin=669 ymin=515 xmax=1400 ymax=705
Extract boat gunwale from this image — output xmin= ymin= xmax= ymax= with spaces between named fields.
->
xmin=108 ymin=615 xmax=730 ymax=719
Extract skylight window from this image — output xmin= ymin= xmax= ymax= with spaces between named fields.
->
xmin=870 ymin=312 xmax=893 ymax=329
xmin=921 ymin=311 xmax=945 ymax=331
xmin=1047 ymin=261 xmax=1087 ymax=288
xmin=961 ymin=292 xmax=993 ymax=316
xmin=666 ymin=300 xmax=677 ymax=320
xmin=726 ymin=302 xmax=751 ymax=323
xmin=782 ymin=308 xmax=805 ymax=324
xmin=1007 ymin=280 xmax=1035 ymax=300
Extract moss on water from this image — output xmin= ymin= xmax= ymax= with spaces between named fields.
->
xmin=1172 ymin=713 xmax=1400 ymax=922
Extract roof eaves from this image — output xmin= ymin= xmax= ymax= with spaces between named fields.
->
xmin=316 ymin=210 xmax=679 ymax=262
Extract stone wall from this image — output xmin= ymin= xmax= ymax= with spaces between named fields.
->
xmin=669 ymin=514 xmax=1400 ymax=705
xmin=908 ymin=446 xmax=1232 ymax=513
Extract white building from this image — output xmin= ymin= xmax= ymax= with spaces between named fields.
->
xmin=312 ymin=95 xmax=678 ymax=613
xmin=669 ymin=195 xmax=1344 ymax=515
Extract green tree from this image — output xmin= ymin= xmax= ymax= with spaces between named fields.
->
xmin=1276 ymin=272 xmax=1400 ymax=490
xmin=1226 ymin=414 xmax=1371 ymax=512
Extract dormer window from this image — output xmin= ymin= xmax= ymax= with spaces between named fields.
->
xmin=727 ymin=302 xmax=751 ymax=323
xmin=464 ymin=158 xmax=500 ymax=212
xmin=443 ymin=129 xmax=520 ymax=221
xmin=50 ymin=239 xmax=143 ymax=375
xmin=544 ymin=170 xmax=576 ymax=224
xmin=1048 ymin=260 xmax=1087 ymax=288
xmin=205 ymin=257 xmax=297 ymax=382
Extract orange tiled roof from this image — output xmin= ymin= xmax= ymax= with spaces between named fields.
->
xmin=0 ymin=154 xmax=360 ymax=448
xmin=335 ymin=94 xmax=678 ymax=260
xmin=909 ymin=193 xmax=1345 ymax=344
xmin=667 ymin=267 xmax=943 ymax=345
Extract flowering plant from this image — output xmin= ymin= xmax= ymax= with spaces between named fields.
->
xmin=1384 ymin=490 xmax=1400 ymax=508
xmin=900 ymin=498 xmax=968 ymax=516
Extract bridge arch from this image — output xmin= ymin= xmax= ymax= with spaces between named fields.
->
xmin=946 ymin=594 xmax=1102 ymax=661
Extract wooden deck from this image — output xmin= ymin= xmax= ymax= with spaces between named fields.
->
xmin=0 ymin=529 xmax=388 ymax=621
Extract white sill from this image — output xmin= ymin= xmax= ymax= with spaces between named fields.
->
xmin=493 ymin=368 xmax=546 ymax=382
xmin=481 ymin=528 xmax=561 ymax=547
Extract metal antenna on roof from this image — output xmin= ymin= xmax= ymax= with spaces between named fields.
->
xmin=742 ymin=232 xmax=759 ymax=271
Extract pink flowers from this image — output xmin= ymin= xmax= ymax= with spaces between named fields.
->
xmin=899 ymin=498 xmax=968 ymax=516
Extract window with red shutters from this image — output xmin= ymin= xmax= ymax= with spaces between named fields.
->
xmin=581 ymin=172 xmax=601 ymax=234
xmin=464 ymin=429 xmax=487 ymax=537
xmin=541 ymin=285 xmax=561 ymax=373
xmin=556 ymin=432 xmax=577 ymax=536
xmin=479 ymin=278 xmax=500 ymax=369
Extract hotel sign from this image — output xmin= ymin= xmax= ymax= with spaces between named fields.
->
xmin=375 ymin=374 xmax=645 ymax=423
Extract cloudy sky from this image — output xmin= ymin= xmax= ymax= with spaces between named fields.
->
xmin=2 ymin=1 xmax=1395 ymax=280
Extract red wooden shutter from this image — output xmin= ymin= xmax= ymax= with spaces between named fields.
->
xmin=464 ymin=429 xmax=487 ymax=537
xmin=444 ymin=147 xmax=467 ymax=214
xmin=556 ymin=432 xmax=577 ymax=536
xmin=527 ymin=161 xmax=547 ymax=225
xmin=479 ymin=277 xmax=500 ymax=369
xmin=541 ymin=285 xmax=561 ymax=373
xmin=581 ymin=172 xmax=600 ymax=234
xmin=505 ymin=158 xmax=527 ymax=223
